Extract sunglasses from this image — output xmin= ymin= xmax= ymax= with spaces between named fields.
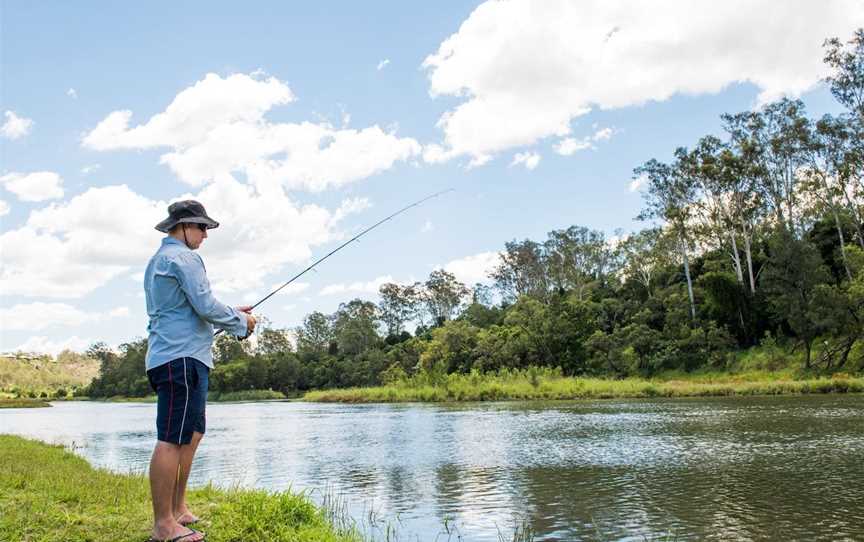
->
xmin=184 ymin=223 xmax=208 ymax=232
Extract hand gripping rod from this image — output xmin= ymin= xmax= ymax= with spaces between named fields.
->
xmin=216 ymin=188 xmax=453 ymax=337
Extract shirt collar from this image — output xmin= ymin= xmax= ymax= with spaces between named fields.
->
xmin=162 ymin=236 xmax=186 ymax=247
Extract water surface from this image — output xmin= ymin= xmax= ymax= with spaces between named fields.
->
xmin=2 ymin=395 xmax=863 ymax=540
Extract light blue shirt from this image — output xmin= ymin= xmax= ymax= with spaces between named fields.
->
xmin=144 ymin=237 xmax=247 ymax=371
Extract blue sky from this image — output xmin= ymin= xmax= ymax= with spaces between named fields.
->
xmin=1 ymin=0 xmax=862 ymax=354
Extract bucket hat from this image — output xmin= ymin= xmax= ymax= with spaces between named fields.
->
xmin=155 ymin=200 xmax=219 ymax=233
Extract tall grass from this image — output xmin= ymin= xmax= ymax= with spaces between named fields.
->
xmin=209 ymin=389 xmax=286 ymax=402
xmin=0 ymin=398 xmax=51 ymax=408
xmin=304 ymin=367 xmax=864 ymax=403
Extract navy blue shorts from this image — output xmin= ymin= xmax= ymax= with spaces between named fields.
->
xmin=147 ymin=357 xmax=209 ymax=445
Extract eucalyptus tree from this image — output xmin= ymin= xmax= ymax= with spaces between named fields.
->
xmin=378 ymin=282 xmax=417 ymax=337
xmin=296 ymin=311 xmax=334 ymax=354
xmin=824 ymin=30 xmax=864 ymax=247
xmin=490 ymin=239 xmax=550 ymax=302
xmin=470 ymin=283 xmax=494 ymax=306
xmin=683 ymin=136 xmax=751 ymax=290
xmin=718 ymin=116 xmax=769 ymax=293
xmin=722 ymin=100 xmax=810 ymax=237
xmin=824 ymin=28 xmax=864 ymax=118
xmin=424 ymin=269 xmax=470 ymax=324
xmin=617 ymin=227 xmax=670 ymax=298
xmin=256 ymin=327 xmax=293 ymax=356
xmin=801 ymin=114 xmax=858 ymax=279
xmin=544 ymin=226 xmax=612 ymax=300
xmin=636 ymin=156 xmax=698 ymax=321
xmin=332 ymin=299 xmax=381 ymax=355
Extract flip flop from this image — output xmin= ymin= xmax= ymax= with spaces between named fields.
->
xmin=147 ymin=527 xmax=205 ymax=542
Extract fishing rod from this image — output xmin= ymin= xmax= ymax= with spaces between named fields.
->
xmin=217 ymin=188 xmax=454 ymax=337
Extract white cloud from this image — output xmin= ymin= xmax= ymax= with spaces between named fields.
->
xmin=0 ymin=302 xmax=129 ymax=332
xmin=82 ymin=73 xmax=421 ymax=191
xmin=269 ymin=282 xmax=310 ymax=296
xmin=0 ymin=185 xmax=161 ymax=298
xmin=11 ymin=335 xmax=92 ymax=356
xmin=554 ymin=126 xmax=615 ymax=156
xmin=1 ymin=111 xmax=33 ymax=140
xmin=422 ymin=0 xmax=864 ymax=163
xmin=442 ymin=251 xmax=500 ymax=285
xmin=67 ymin=88 xmax=78 ymax=99
xmin=554 ymin=138 xmax=592 ymax=156
xmin=0 ymin=200 xmax=9 ymax=217
xmin=592 ymin=127 xmax=613 ymax=141
xmin=0 ymin=178 xmax=370 ymax=298
xmin=377 ymin=59 xmax=391 ymax=71
xmin=421 ymin=220 xmax=434 ymax=233
xmin=81 ymin=164 xmax=101 ymax=175
xmin=510 ymin=151 xmax=541 ymax=170
xmin=108 ymin=307 xmax=130 ymax=317
xmin=0 ymin=171 xmax=65 ymax=202
xmin=320 ymin=275 xmax=396 ymax=296
xmin=629 ymin=173 xmax=647 ymax=192
xmin=195 ymin=181 xmax=369 ymax=293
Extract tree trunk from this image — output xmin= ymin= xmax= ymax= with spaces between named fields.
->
xmin=679 ymin=232 xmax=696 ymax=322
xmin=841 ymin=189 xmax=864 ymax=249
xmin=833 ymin=209 xmax=853 ymax=281
xmin=729 ymin=230 xmax=744 ymax=286
xmin=742 ymin=227 xmax=756 ymax=294
xmin=838 ymin=338 xmax=856 ymax=369
xmin=804 ymin=339 xmax=812 ymax=370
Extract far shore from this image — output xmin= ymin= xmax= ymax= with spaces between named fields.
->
xmin=302 ymin=371 xmax=864 ymax=403
xmin=7 ymin=371 xmax=864 ymax=407
xmin=0 ymin=398 xmax=51 ymax=409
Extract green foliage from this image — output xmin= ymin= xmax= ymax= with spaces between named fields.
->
xmin=0 ymin=398 xmax=51 ymax=408
xmin=304 ymin=365 xmax=864 ymax=403
xmin=85 ymin=339 xmax=151 ymax=398
xmin=0 ymin=351 xmax=99 ymax=398
xmin=210 ymin=389 xmax=285 ymax=402
xmin=419 ymin=320 xmax=481 ymax=373
xmin=81 ymin=29 xmax=864 ymax=399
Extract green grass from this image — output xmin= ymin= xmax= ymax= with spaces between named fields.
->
xmin=0 ymin=398 xmax=51 ymax=408
xmin=303 ymin=367 xmax=864 ymax=403
xmin=0 ymin=434 xmax=362 ymax=542
xmin=75 ymin=389 xmax=287 ymax=403
xmin=209 ymin=389 xmax=286 ymax=402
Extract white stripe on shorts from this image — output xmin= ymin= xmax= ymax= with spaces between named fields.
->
xmin=178 ymin=357 xmax=189 ymax=444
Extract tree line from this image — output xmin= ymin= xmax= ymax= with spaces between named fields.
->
xmin=86 ymin=30 xmax=864 ymax=397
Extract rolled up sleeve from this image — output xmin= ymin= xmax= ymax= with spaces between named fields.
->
xmin=171 ymin=252 xmax=248 ymax=337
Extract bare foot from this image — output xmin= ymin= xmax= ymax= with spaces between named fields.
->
xmin=151 ymin=520 xmax=205 ymax=542
xmin=176 ymin=511 xmax=200 ymax=526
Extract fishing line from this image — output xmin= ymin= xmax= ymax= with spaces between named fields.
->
xmin=216 ymin=188 xmax=453 ymax=337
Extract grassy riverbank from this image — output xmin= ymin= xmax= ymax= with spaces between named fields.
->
xmin=70 ymin=389 xmax=288 ymax=404
xmin=303 ymin=368 xmax=864 ymax=403
xmin=0 ymin=434 xmax=361 ymax=542
xmin=0 ymin=398 xmax=51 ymax=408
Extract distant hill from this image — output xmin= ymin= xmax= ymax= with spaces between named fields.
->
xmin=0 ymin=350 xmax=100 ymax=395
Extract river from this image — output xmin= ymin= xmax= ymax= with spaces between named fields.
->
xmin=2 ymin=395 xmax=863 ymax=541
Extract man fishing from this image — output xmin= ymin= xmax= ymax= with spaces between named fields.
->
xmin=144 ymin=200 xmax=256 ymax=542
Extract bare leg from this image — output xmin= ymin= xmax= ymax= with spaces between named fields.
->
xmin=174 ymin=431 xmax=203 ymax=524
xmin=150 ymin=441 xmax=204 ymax=541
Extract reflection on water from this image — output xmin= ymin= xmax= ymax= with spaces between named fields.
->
xmin=2 ymin=396 xmax=864 ymax=540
